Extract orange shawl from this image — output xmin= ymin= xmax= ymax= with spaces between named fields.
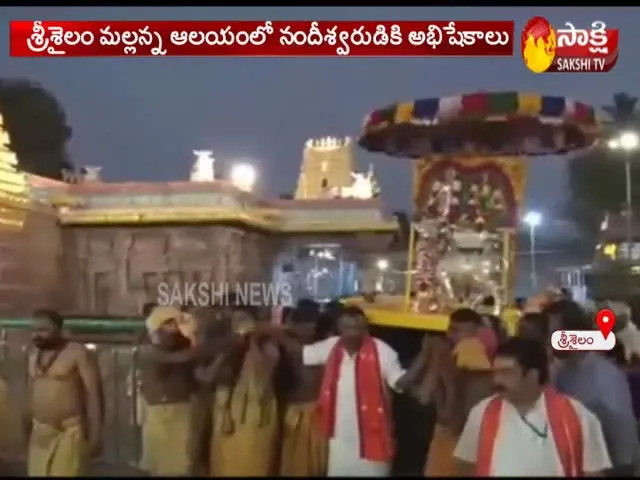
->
xmin=317 ymin=336 xmax=394 ymax=462
xmin=477 ymin=387 xmax=583 ymax=476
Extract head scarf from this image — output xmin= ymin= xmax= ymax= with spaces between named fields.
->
xmin=145 ymin=306 xmax=182 ymax=334
xmin=177 ymin=312 xmax=196 ymax=345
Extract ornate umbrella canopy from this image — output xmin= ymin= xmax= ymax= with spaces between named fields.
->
xmin=359 ymin=91 xmax=600 ymax=158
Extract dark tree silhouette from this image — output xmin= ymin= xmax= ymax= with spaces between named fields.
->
xmin=566 ymin=92 xmax=640 ymax=237
xmin=0 ymin=78 xmax=73 ymax=179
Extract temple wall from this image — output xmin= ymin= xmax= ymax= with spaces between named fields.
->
xmin=56 ymin=227 xmax=393 ymax=316
xmin=0 ymin=213 xmax=394 ymax=317
xmin=0 ymin=212 xmax=395 ymax=318
xmin=0 ymin=206 xmax=64 ymax=315
xmin=59 ymin=225 xmax=280 ymax=316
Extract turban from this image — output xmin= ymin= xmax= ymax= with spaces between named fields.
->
xmin=177 ymin=313 xmax=196 ymax=345
xmin=145 ymin=306 xmax=182 ymax=334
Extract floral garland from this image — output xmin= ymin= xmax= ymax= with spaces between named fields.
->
xmin=413 ymin=225 xmax=441 ymax=313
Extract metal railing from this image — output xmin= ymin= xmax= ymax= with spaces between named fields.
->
xmin=0 ymin=320 xmax=145 ymax=469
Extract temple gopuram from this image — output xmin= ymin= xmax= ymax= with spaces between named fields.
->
xmin=1 ymin=131 xmax=397 ymax=316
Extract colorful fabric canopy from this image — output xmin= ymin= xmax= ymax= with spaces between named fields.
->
xmin=362 ymin=92 xmax=598 ymax=134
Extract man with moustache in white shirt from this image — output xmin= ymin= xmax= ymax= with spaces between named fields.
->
xmin=454 ymin=337 xmax=611 ymax=477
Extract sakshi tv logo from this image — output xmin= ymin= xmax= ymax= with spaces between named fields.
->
xmin=520 ymin=17 xmax=619 ymax=74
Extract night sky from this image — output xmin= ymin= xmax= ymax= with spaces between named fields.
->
xmin=0 ymin=7 xmax=635 ymax=239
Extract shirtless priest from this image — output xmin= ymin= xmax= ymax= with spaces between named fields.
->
xmin=25 ymin=309 xmax=104 ymax=476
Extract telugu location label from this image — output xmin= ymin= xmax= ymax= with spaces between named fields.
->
xmin=550 ymin=309 xmax=618 ymax=352
xmin=550 ymin=330 xmax=617 ymax=352
xmin=521 ymin=17 xmax=619 ymax=74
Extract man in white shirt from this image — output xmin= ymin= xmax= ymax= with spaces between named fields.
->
xmin=545 ymin=299 xmax=640 ymax=476
xmin=454 ymin=337 xmax=611 ymax=477
xmin=279 ymin=305 xmax=427 ymax=477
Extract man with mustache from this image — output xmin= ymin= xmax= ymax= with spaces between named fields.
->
xmin=139 ymin=306 xmax=201 ymax=476
xmin=545 ymin=299 xmax=640 ymax=476
xmin=276 ymin=305 xmax=428 ymax=477
xmin=454 ymin=337 xmax=610 ymax=476
xmin=25 ymin=309 xmax=104 ymax=476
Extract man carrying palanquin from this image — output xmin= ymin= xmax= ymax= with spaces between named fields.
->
xmin=208 ymin=305 xmax=281 ymax=476
xmin=138 ymin=306 xmax=200 ymax=476
xmin=279 ymin=300 xmax=328 ymax=476
xmin=422 ymin=308 xmax=496 ymax=476
xmin=276 ymin=305 xmax=428 ymax=477
xmin=454 ymin=337 xmax=611 ymax=476
xmin=188 ymin=306 xmax=233 ymax=476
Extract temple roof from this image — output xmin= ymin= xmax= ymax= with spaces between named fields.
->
xmin=29 ymin=176 xmax=388 ymax=210
xmin=26 ymin=175 xmax=396 ymax=232
xmin=27 ymin=174 xmax=67 ymax=188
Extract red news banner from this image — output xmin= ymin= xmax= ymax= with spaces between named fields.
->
xmin=10 ymin=20 xmax=514 ymax=57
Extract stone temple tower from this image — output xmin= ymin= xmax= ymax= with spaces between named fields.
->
xmin=295 ymin=136 xmax=354 ymax=199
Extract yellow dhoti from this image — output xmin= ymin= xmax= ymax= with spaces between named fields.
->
xmin=423 ymin=423 xmax=458 ymax=477
xmin=209 ymin=386 xmax=278 ymax=477
xmin=27 ymin=417 xmax=87 ymax=477
xmin=141 ymin=402 xmax=193 ymax=476
xmin=280 ymin=401 xmax=327 ymax=477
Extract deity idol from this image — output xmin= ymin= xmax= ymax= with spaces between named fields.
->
xmin=425 ymin=168 xmax=461 ymax=222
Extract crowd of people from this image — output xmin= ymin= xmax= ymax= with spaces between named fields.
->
xmin=2 ymin=291 xmax=639 ymax=477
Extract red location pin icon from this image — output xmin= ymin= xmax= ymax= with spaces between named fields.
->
xmin=595 ymin=309 xmax=616 ymax=339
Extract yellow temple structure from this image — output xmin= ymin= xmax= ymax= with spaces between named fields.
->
xmin=0 ymin=114 xmax=64 ymax=314
xmin=295 ymin=137 xmax=354 ymax=199
xmin=0 ymin=113 xmax=30 ymax=230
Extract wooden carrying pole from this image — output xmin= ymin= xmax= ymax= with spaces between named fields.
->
xmin=403 ymin=223 xmax=416 ymax=311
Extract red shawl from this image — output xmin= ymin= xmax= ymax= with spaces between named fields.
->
xmin=316 ymin=336 xmax=394 ymax=462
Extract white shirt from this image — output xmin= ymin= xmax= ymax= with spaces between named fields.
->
xmin=454 ymin=394 xmax=611 ymax=477
xmin=303 ymin=336 xmax=405 ymax=476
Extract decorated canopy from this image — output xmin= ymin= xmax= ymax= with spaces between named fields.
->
xmin=359 ymin=92 xmax=601 ymax=158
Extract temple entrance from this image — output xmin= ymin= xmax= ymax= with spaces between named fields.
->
xmin=273 ymin=243 xmax=359 ymax=303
